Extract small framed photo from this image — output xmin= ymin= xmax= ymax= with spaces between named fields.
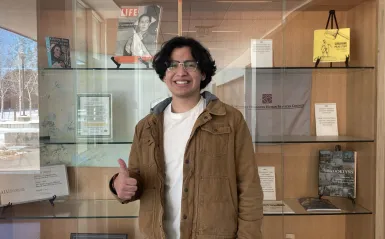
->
xmin=76 ymin=93 xmax=113 ymax=140
xmin=70 ymin=233 xmax=127 ymax=239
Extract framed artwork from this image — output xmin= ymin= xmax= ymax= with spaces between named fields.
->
xmin=76 ymin=93 xmax=113 ymax=140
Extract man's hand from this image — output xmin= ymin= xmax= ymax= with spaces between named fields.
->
xmin=114 ymin=158 xmax=138 ymax=201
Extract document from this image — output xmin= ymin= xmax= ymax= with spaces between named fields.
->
xmin=258 ymin=166 xmax=276 ymax=201
xmin=315 ymin=103 xmax=339 ymax=136
xmin=251 ymin=39 xmax=273 ymax=67
xmin=0 ymin=165 xmax=69 ymax=206
xmin=263 ymin=200 xmax=295 ymax=214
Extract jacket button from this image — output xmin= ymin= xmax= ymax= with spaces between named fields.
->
xmin=185 ymin=159 xmax=189 ymax=164
xmin=184 ymin=188 xmax=188 ymax=192
xmin=183 ymin=215 xmax=187 ymax=219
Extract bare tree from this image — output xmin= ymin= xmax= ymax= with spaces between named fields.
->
xmin=7 ymin=36 xmax=37 ymax=117
xmin=0 ymin=33 xmax=16 ymax=118
xmin=24 ymin=70 xmax=38 ymax=116
xmin=0 ymin=31 xmax=38 ymax=120
xmin=0 ymin=74 xmax=14 ymax=118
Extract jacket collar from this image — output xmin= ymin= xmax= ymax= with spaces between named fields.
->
xmin=150 ymin=91 xmax=225 ymax=116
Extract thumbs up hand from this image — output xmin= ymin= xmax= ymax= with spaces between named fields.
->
xmin=114 ymin=158 xmax=138 ymax=201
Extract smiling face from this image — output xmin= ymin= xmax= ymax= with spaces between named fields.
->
xmin=163 ymin=46 xmax=204 ymax=101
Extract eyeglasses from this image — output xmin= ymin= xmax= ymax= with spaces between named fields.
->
xmin=166 ymin=60 xmax=199 ymax=72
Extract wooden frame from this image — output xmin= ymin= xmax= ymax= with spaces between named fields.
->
xmin=376 ymin=0 xmax=385 ymax=238
xmin=7 ymin=0 xmax=383 ymax=238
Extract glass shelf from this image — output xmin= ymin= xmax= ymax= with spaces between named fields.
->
xmin=0 ymin=197 xmax=370 ymax=220
xmin=40 ymin=139 xmax=133 ymax=145
xmin=0 ymin=199 xmax=139 ymax=220
xmin=275 ymin=197 xmax=372 ymax=216
xmin=253 ymin=135 xmax=374 ymax=144
xmin=42 ymin=66 xmax=375 ymax=71
xmin=245 ymin=66 xmax=375 ymax=75
xmin=42 ymin=68 xmax=153 ymax=71
xmin=247 ymin=66 xmax=375 ymax=69
xmin=40 ymin=136 xmax=373 ymax=145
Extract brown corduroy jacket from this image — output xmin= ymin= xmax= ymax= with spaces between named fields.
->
xmin=110 ymin=91 xmax=263 ymax=239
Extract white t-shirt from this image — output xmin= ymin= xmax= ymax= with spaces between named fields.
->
xmin=163 ymin=97 xmax=205 ymax=239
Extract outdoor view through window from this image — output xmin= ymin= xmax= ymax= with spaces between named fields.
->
xmin=0 ymin=28 xmax=39 ymax=173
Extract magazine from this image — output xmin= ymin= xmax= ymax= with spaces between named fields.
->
xmin=115 ymin=5 xmax=161 ymax=58
xmin=45 ymin=37 xmax=71 ymax=68
xmin=298 ymin=197 xmax=341 ymax=212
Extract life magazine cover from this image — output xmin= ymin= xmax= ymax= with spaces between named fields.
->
xmin=318 ymin=148 xmax=357 ymax=198
xmin=45 ymin=37 xmax=71 ymax=68
xmin=115 ymin=5 xmax=161 ymax=58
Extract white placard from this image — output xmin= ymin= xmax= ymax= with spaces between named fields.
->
xmin=251 ymin=39 xmax=273 ymax=67
xmin=263 ymin=200 xmax=295 ymax=214
xmin=0 ymin=165 xmax=69 ymax=206
xmin=315 ymin=103 xmax=338 ymax=136
xmin=258 ymin=166 xmax=276 ymax=201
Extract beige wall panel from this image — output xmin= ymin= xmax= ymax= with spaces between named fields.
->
xmin=284 ymin=216 xmax=346 ymax=239
xmin=40 ymin=218 xmax=142 ymax=239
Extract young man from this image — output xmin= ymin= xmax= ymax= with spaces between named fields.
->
xmin=109 ymin=37 xmax=263 ymax=239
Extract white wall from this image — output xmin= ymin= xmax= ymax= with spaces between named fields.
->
xmin=0 ymin=0 xmax=37 ymax=40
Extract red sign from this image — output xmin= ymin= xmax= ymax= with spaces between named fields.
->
xmin=120 ymin=8 xmax=138 ymax=17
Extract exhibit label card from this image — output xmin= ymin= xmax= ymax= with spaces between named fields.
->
xmin=0 ymin=164 xmax=69 ymax=206
xmin=251 ymin=39 xmax=273 ymax=68
xmin=258 ymin=166 xmax=276 ymax=201
xmin=315 ymin=103 xmax=339 ymax=136
xmin=263 ymin=200 xmax=294 ymax=214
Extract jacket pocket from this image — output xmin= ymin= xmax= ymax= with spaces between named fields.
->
xmin=139 ymin=189 xmax=155 ymax=236
xmin=140 ymin=137 xmax=156 ymax=167
xmin=197 ymin=177 xmax=238 ymax=236
xmin=200 ymin=124 xmax=230 ymax=157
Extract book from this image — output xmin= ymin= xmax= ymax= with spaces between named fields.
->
xmin=45 ymin=36 xmax=71 ymax=68
xmin=318 ymin=145 xmax=357 ymax=199
xmin=0 ymin=164 xmax=69 ymax=207
xmin=263 ymin=200 xmax=294 ymax=214
xmin=298 ymin=197 xmax=341 ymax=212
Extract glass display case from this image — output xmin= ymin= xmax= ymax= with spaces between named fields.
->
xmin=0 ymin=0 xmax=383 ymax=238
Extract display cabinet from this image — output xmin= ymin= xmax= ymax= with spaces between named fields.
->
xmin=1 ymin=0 xmax=384 ymax=238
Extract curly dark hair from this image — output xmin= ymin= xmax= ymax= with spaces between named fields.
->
xmin=152 ymin=37 xmax=217 ymax=89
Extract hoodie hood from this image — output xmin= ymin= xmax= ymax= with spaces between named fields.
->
xmin=150 ymin=91 xmax=218 ymax=115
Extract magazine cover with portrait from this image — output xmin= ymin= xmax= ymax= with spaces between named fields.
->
xmin=45 ymin=36 xmax=71 ymax=68
xmin=115 ymin=5 xmax=161 ymax=58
